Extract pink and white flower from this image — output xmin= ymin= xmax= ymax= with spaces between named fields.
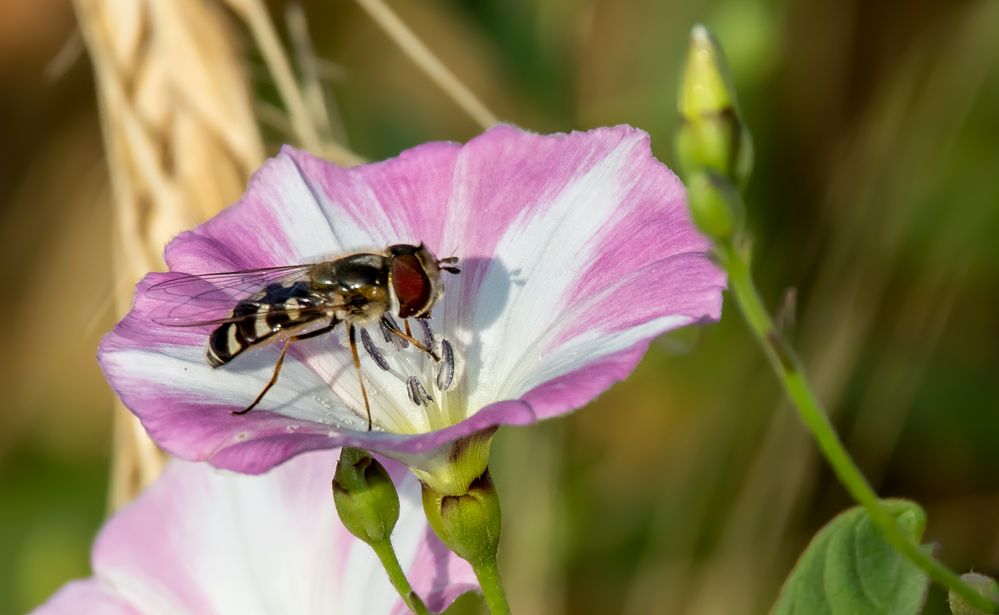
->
xmin=99 ymin=125 xmax=724 ymax=493
xmin=33 ymin=450 xmax=475 ymax=614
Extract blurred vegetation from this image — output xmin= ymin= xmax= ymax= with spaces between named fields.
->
xmin=1 ymin=0 xmax=997 ymax=613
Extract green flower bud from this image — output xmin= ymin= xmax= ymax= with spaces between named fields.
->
xmin=332 ymin=448 xmax=400 ymax=545
xmin=421 ymin=469 xmax=501 ymax=566
xmin=676 ymin=24 xmax=753 ymax=188
xmin=949 ymin=573 xmax=999 ymax=615
xmin=686 ymin=170 xmax=744 ymax=242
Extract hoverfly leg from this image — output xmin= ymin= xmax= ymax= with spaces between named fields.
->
xmin=380 ymin=319 xmax=440 ymax=362
xmin=348 ymin=324 xmax=373 ymax=431
xmin=234 ymin=319 xmax=338 ymax=415
xmin=404 ymin=319 xmax=413 ymax=339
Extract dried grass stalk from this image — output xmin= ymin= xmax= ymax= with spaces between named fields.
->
xmin=223 ymin=0 xmax=363 ymax=166
xmin=75 ymin=0 xmax=264 ymax=511
xmin=354 ymin=0 xmax=499 ymax=130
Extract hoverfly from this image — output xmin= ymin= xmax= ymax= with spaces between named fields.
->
xmin=148 ymin=243 xmax=461 ymax=430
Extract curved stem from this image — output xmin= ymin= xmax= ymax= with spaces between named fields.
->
xmin=472 ymin=557 xmax=511 ymax=615
xmin=719 ymin=242 xmax=998 ymax=613
xmin=370 ymin=539 xmax=431 ymax=615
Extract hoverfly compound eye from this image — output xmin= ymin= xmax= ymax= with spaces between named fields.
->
xmin=388 ymin=243 xmax=448 ymax=318
xmin=390 ymin=251 xmax=434 ymax=318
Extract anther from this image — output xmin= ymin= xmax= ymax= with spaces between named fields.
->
xmin=359 ymin=328 xmax=390 ymax=371
xmin=416 ymin=318 xmax=435 ymax=350
xmin=406 ymin=376 xmax=433 ymax=407
xmin=436 ymin=339 xmax=455 ymax=390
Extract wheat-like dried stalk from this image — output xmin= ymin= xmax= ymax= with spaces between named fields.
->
xmin=75 ymin=0 xmax=264 ymax=511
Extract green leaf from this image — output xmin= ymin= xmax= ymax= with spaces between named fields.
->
xmin=771 ymin=499 xmax=930 ymax=615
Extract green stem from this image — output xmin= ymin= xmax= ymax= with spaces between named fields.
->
xmin=370 ymin=539 xmax=431 ymax=615
xmin=720 ymin=242 xmax=997 ymax=613
xmin=472 ymin=557 xmax=511 ymax=615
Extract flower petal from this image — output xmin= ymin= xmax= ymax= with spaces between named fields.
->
xmin=33 ymin=451 xmax=475 ymax=614
xmin=32 ymin=580 xmax=138 ymax=615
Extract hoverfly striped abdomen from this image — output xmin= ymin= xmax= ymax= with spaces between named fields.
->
xmin=207 ymin=281 xmax=325 ymax=367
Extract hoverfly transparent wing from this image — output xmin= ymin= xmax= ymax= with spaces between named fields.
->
xmin=147 ymin=265 xmax=323 ymax=327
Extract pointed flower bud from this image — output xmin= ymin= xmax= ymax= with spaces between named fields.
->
xmin=422 ymin=469 xmax=502 ymax=566
xmin=949 ymin=573 xmax=999 ymax=615
xmin=676 ymin=24 xmax=753 ymax=188
xmin=332 ymin=447 xmax=400 ymax=545
xmin=687 ymin=170 xmax=745 ymax=242
xmin=678 ymin=25 xmax=733 ymax=116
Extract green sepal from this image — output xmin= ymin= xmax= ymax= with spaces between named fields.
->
xmin=771 ymin=499 xmax=930 ymax=615
xmin=410 ymin=428 xmax=496 ymax=496
xmin=332 ymin=447 xmax=400 ymax=545
xmin=421 ymin=469 xmax=501 ymax=566
xmin=686 ymin=170 xmax=744 ymax=242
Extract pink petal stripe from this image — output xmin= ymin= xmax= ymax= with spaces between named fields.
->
xmin=282 ymin=143 xmax=461 ymax=253
xmin=555 ymin=251 xmax=725 ymax=345
xmin=443 ymin=125 xmax=647 ymax=258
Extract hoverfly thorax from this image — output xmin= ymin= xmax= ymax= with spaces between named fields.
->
xmin=388 ymin=243 xmax=451 ymax=318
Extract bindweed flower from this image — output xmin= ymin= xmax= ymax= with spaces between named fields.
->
xmin=33 ymin=450 xmax=475 ymax=614
xmin=99 ymin=125 xmax=725 ymax=494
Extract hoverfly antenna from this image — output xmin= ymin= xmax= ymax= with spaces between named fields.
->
xmin=438 ymin=255 xmax=461 ymax=274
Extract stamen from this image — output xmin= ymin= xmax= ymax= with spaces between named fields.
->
xmin=380 ymin=315 xmax=409 ymax=350
xmin=436 ymin=339 xmax=455 ymax=390
xmin=406 ymin=376 xmax=433 ymax=406
xmin=359 ymin=328 xmax=390 ymax=371
xmin=416 ymin=318 xmax=435 ymax=350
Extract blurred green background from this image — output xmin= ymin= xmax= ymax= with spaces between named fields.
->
xmin=2 ymin=0 xmax=998 ymax=613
